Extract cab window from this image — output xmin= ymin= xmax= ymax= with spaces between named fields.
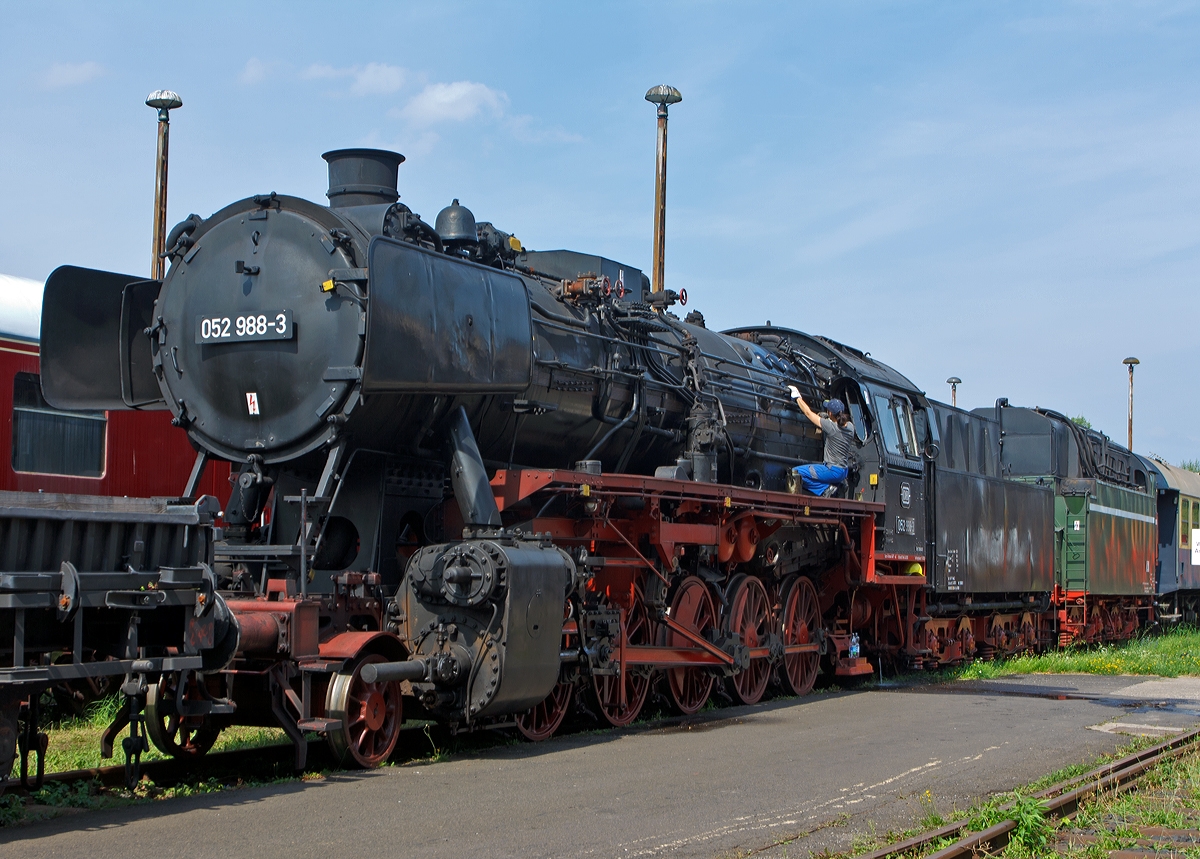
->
xmin=894 ymin=400 xmax=918 ymax=457
xmin=872 ymin=393 xmax=919 ymax=458
xmin=873 ymin=395 xmax=902 ymax=456
xmin=12 ymin=372 xmax=106 ymax=477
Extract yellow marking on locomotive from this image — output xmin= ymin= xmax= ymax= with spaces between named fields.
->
xmin=320 ymin=279 xmax=336 ymax=292
xmin=869 ymin=473 xmax=878 ymax=486
xmin=581 ymin=484 xmax=591 ymax=497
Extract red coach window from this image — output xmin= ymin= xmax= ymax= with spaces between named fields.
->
xmin=11 ymin=371 xmax=107 ymax=477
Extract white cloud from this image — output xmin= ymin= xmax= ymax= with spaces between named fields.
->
xmin=41 ymin=61 xmax=103 ymax=89
xmin=397 ymin=81 xmax=507 ymax=126
xmin=239 ymin=58 xmax=272 ymax=85
xmin=301 ymin=63 xmax=351 ymax=80
xmin=350 ymin=63 xmax=405 ymax=96
xmin=301 ymin=62 xmax=405 ymax=96
xmin=504 ymin=114 xmax=584 ymax=144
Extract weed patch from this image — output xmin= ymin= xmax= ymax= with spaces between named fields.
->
xmin=941 ymin=625 xmax=1200 ymax=682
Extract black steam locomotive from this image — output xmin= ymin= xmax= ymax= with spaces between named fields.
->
xmin=33 ymin=148 xmax=1182 ymax=768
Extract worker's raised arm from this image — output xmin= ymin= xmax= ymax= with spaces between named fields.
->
xmin=787 ymin=385 xmax=823 ymax=429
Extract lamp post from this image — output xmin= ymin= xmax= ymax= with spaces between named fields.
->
xmin=1123 ymin=357 xmax=1139 ymax=450
xmin=946 ymin=377 xmax=961 ymax=408
xmin=146 ymin=90 xmax=182 ymax=281
xmin=644 ymin=85 xmax=682 ymax=296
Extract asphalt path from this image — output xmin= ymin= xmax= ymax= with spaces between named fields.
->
xmin=6 ymin=674 xmax=1200 ymax=858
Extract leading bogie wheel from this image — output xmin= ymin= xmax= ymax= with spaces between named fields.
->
xmin=325 ymin=653 xmax=403 ymax=767
xmin=146 ymin=672 xmax=222 ymax=758
xmin=665 ymin=576 xmax=716 ymax=715
xmin=725 ymin=575 xmax=772 ymax=705
xmin=780 ymin=576 xmax=820 ymax=696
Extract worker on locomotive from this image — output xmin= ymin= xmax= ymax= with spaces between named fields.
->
xmin=787 ymin=384 xmax=857 ymax=497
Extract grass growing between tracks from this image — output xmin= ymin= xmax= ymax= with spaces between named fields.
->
xmin=1051 ymin=743 xmax=1200 ymax=858
xmin=817 ymin=735 xmax=1170 ymax=859
xmin=942 ymin=625 xmax=1200 ymax=681
xmin=38 ymin=694 xmax=289 ymax=773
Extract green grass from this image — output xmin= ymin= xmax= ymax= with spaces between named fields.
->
xmin=827 ymin=735 xmax=1168 ymax=858
xmin=0 ymin=770 xmax=308 ymax=828
xmin=30 ymin=694 xmax=289 ymax=774
xmin=1052 ymin=744 xmax=1200 ymax=857
xmin=943 ymin=625 xmax=1200 ymax=681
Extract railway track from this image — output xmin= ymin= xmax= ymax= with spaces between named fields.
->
xmin=860 ymin=727 xmax=1200 ymax=858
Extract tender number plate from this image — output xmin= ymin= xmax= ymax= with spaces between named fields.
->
xmin=196 ymin=311 xmax=292 ymax=344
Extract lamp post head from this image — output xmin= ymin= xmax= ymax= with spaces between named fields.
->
xmin=946 ymin=377 xmax=961 ymax=386
xmin=645 ymin=84 xmax=682 ymax=116
xmin=1123 ymin=357 xmax=1139 ymax=367
xmin=146 ymin=90 xmax=182 ymax=122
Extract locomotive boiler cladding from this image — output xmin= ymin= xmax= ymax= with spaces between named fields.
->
xmin=41 ymin=148 xmax=863 ymax=539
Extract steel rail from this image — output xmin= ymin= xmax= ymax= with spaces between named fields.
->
xmin=858 ymin=727 xmax=1200 ymax=859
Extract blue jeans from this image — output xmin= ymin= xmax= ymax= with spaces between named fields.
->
xmin=794 ymin=463 xmax=848 ymax=496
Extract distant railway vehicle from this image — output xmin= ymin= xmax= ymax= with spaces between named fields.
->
xmin=11 ymin=145 xmax=1194 ymax=776
xmin=0 ymin=274 xmax=230 ymax=498
xmin=0 ymin=274 xmax=232 ymax=790
xmin=1142 ymin=458 xmax=1200 ymax=623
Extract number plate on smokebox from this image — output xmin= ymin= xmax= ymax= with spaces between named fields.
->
xmin=196 ymin=311 xmax=293 ymax=344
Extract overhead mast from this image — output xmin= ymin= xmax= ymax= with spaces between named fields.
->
xmin=645 ymin=85 xmax=682 ymax=297
xmin=146 ymin=90 xmax=182 ymax=281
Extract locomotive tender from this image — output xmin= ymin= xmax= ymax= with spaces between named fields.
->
xmin=33 ymin=147 xmax=1174 ymax=769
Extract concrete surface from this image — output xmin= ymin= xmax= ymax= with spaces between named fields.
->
xmin=5 ymin=673 xmax=1199 ymax=858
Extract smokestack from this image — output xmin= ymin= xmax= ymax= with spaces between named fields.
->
xmin=322 ymin=148 xmax=405 ymax=208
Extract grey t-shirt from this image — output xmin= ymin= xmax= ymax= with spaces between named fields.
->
xmin=819 ymin=416 xmax=856 ymax=468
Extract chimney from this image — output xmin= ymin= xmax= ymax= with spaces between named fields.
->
xmin=322 ymin=148 xmax=405 ymax=208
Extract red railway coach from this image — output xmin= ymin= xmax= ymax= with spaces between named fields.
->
xmin=0 ymin=274 xmax=229 ymax=499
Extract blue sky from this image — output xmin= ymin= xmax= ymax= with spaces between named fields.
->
xmin=1 ymin=1 xmax=1196 ymax=463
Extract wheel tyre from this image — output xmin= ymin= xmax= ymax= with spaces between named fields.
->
xmin=592 ymin=585 xmax=653 ymax=727
xmin=145 ymin=673 xmax=221 ymax=758
xmin=517 ymin=601 xmax=576 ymax=741
xmin=665 ymin=576 xmax=716 ymax=715
xmin=516 ymin=681 xmax=573 ymax=741
xmin=724 ymin=576 xmax=772 ymax=705
xmin=780 ymin=577 xmax=820 ymax=697
xmin=325 ymin=653 xmax=403 ymax=767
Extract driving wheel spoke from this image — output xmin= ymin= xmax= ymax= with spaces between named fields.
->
xmin=727 ymin=576 xmax=772 ymax=705
xmin=593 ymin=585 xmax=652 ymax=727
xmin=666 ymin=577 xmax=716 ymax=715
